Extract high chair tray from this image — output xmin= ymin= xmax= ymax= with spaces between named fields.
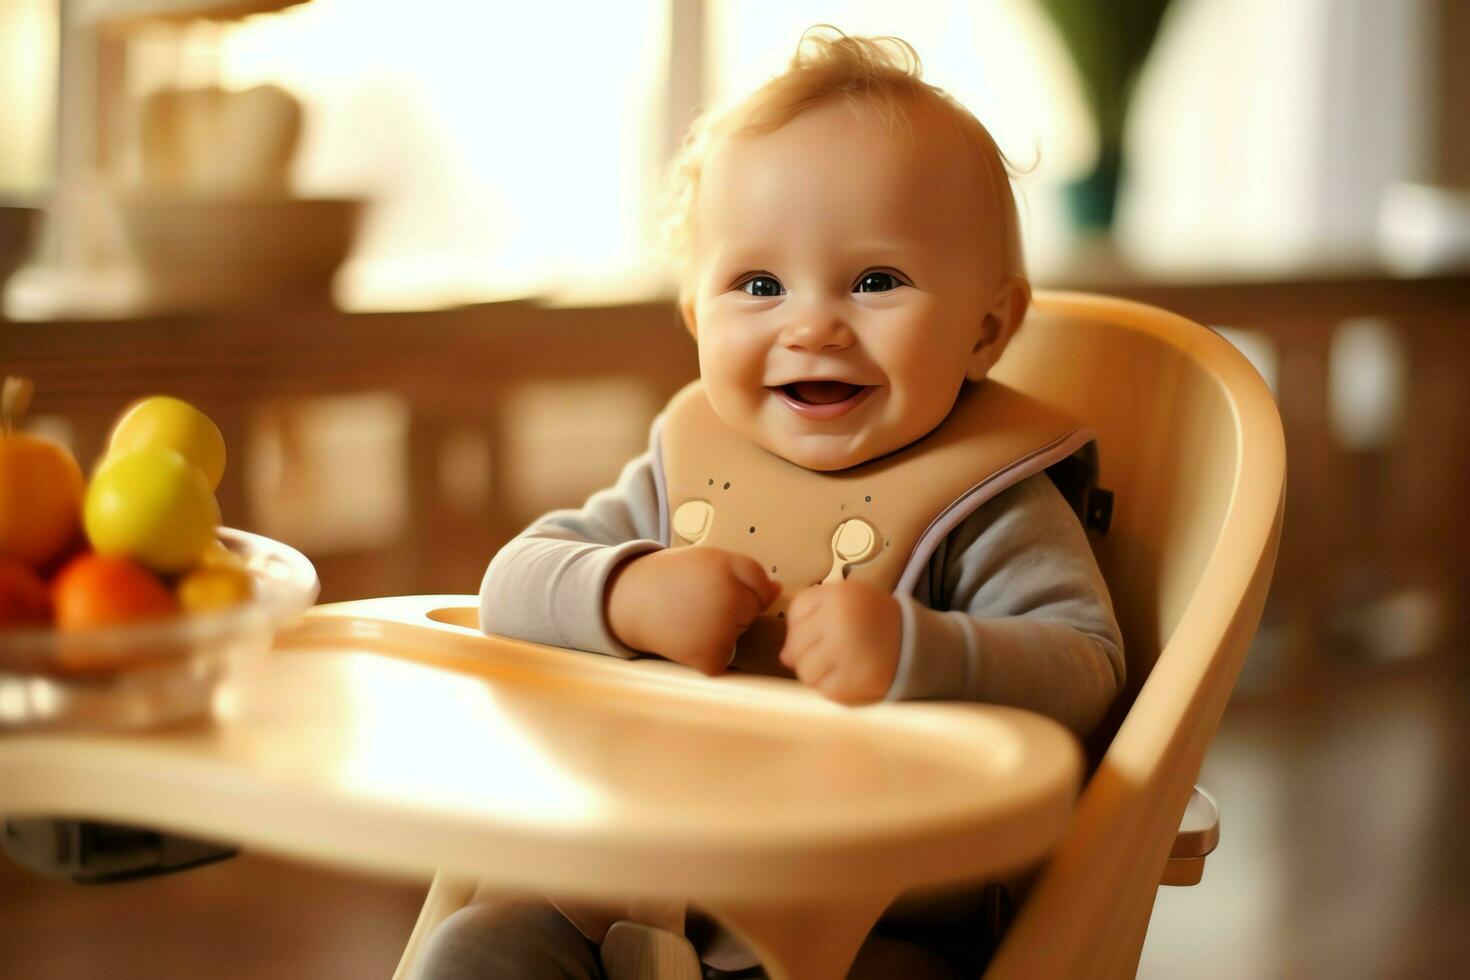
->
xmin=0 ymin=595 xmax=1082 ymax=903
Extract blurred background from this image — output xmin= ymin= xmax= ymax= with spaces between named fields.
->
xmin=2 ymin=0 xmax=1467 ymax=976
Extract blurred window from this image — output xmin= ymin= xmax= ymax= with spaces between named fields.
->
xmin=1120 ymin=0 xmax=1437 ymax=274
xmin=211 ymin=0 xmax=1089 ymax=310
xmin=0 ymin=0 xmax=58 ymax=196
xmin=217 ymin=0 xmax=668 ymax=309
xmin=2 ymin=0 xmax=1449 ymax=309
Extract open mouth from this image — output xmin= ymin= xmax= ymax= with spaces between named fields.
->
xmin=769 ymin=381 xmax=875 ymax=420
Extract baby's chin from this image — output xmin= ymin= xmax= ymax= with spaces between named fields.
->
xmin=756 ymin=411 xmax=963 ymax=471
xmin=753 ymin=428 xmax=889 ymax=472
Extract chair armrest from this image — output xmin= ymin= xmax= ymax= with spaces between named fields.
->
xmin=1162 ymin=786 xmax=1220 ymax=887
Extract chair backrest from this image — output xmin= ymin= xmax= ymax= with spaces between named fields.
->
xmin=986 ymin=292 xmax=1286 ymax=978
xmin=994 ymin=292 xmax=1249 ymax=716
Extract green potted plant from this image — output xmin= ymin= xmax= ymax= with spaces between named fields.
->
xmin=1037 ymin=0 xmax=1173 ymax=233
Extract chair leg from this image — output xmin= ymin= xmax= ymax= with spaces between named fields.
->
xmin=601 ymin=921 xmax=703 ymax=980
xmin=700 ymin=892 xmax=893 ymax=980
xmin=392 ymin=873 xmax=478 ymax=980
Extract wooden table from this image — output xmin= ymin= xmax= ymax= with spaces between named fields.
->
xmin=0 ymin=595 xmax=1082 ymax=979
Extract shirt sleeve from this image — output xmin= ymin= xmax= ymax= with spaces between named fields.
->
xmin=884 ymin=473 xmax=1126 ymax=737
xmin=478 ymin=441 xmax=665 ymax=659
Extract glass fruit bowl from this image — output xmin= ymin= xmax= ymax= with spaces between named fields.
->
xmin=0 ymin=528 xmax=319 ymax=731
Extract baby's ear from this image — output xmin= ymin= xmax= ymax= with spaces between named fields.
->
xmin=966 ymin=277 xmax=1031 ymax=382
xmin=679 ymin=296 xmax=698 ymax=340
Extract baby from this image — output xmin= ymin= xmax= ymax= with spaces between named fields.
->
xmin=424 ymin=28 xmax=1123 ymax=980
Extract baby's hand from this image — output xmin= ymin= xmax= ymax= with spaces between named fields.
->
xmin=605 ymin=548 xmax=780 ymax=675
xmin=779 ymin=580 xmax=901 ymax=705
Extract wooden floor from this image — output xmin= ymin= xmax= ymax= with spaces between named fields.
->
xmin=1 ymin=658 xmax=1465 ymax=979
xmin=1138 ymin=659 xmax=1470 ymax=979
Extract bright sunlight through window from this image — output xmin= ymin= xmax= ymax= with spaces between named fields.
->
xmin=219 ymin=0 xmax=667 ymax=310
xmin=215 ymin=0 xmax=1089 ymax=310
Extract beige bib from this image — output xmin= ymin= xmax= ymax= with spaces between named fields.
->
xmin=657 ymin=380 xmax=1091 ymax=674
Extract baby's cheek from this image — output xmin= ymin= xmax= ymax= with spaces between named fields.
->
xmin=703 ymin=331 xmax=764 ymax=386
xmin=878 ymin=386 xmax=953 ymax=453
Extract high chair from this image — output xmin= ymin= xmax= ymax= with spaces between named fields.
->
xmin=392 ymin=290 xmax=1286 ymax=979
xmin=0 ymin=291 xmax=1282 ymax=980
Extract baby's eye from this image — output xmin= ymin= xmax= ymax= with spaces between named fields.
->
xmin=854 ymin=271 xmax=904 ymax=293
xmin=740 ymin=275 xmax=785 ymax=297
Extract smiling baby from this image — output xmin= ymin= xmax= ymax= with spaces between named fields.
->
xmin=432 ymin=27 xmax=1124 ymax=980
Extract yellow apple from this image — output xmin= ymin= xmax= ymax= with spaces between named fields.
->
xmin=107 ymin=396 xmax=226 ymax=490
xmin=84 ymin=448 xmax=220 ymax=573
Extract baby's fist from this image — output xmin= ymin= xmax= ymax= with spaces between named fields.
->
xmin=606 ymin=547 xmax=779 ymax=675
xmin=778 ymin=579 xmax=901 ymax=705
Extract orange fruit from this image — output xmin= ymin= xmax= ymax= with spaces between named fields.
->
xmin=51 ymin=553 xmax=179 ymax=632
xmin=0 ymin=559 xmax=51 ymax=627
xmin=0 ymin=430 xmax=85 ymax=570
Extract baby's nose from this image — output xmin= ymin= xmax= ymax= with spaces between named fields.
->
xmin=779 ymin=305 xmax=853 ymax=351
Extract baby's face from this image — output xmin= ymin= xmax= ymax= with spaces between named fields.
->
xmin=685 ymin=98 xmax=1020 ymax=471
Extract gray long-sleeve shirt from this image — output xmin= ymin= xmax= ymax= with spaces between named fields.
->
xmin=480 ymin=433 xmax=1124 ymax=737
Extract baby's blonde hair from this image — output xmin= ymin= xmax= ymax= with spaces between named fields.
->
xmin=663 ymin=26 xmax=1025 ymax=301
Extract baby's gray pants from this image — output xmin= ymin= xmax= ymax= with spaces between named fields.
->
xmin=416 ymin=901 xmax=603 ymax=980
xmin=416 ymin=897 xmax=980 ymax=979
